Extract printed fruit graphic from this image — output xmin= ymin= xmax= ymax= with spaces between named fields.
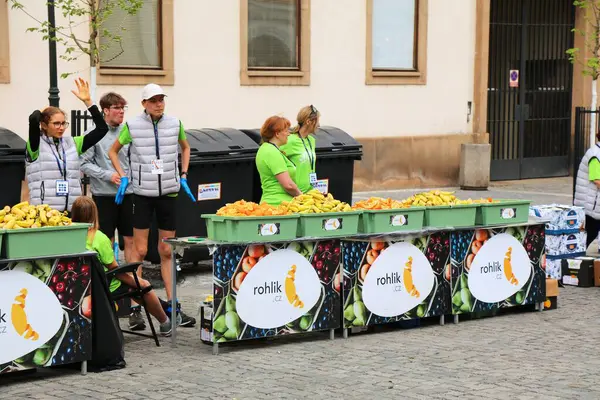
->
xmin=248 ymin=244 xmax=266 ymax=258
xmin=503 ymin=247 xmax=518 ymax=285
xmin=12 ymin=289 xmax=39 ymax=341
xmin=213 ymin=295 xmax=244 ymax=342
xmin=311 ymin=240 xmax=340 ymax=284
xmin=81 ymin=295 xmax=92 ymax=319
xmin=233 ymin=271 xmax=246 ymax=291
xmin=241 ymin=256 xmax=256 ymax=273
xmin=287 ymin=241 xmax=314 ymax=260
xmin=0 ymin=202 xmax=72 ymax=229
xmin=49 ymin=259 xmax=90 ymax=310
xmin=403 ymin=257 xmax=419 ymax=298
xmin=333 ymin=272 xmax=341 ymax=292
xmin=282 ymin=190 xmax=352 ymax=213
xmin=284 ymin=265 xmax=304 ymax=308
xmin=214 ymin=246 xmax=244 ymax=282
xmin=425 ymin=232 xmax=450 ymax=275
xmin=52 ymin=314 xmax=91 ymax=366
xmin=343 ymin=242 xmax=368 ymax=275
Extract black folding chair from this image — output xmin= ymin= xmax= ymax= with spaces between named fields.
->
xmin=105 ymin=262 xmax=160 ymax=347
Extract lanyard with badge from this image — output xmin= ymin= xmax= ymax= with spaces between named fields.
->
xmin=151 ymin=121 xmax=164 ymax=174
xmin=45 ymin=137 xmax=69 ymax=196
xmin=268 ymin=142 xmax=296 ymax=168
xmin=299 ymin=135 xmax=317 ymax=186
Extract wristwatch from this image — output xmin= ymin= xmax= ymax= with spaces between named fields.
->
xmin=180 ymin=171 xmax=188 ymax=178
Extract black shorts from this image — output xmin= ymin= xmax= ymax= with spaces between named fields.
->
xmin=111 ymin=282 xmax=132 ymax=297
xmin=93 ymin=194 xmax=134 ymax=238
xmin=132 ymin=194 xmax=177 ymax=231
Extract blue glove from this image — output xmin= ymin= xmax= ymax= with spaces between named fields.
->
xmin=181 ymin=178 xmax=196 ymax=202
xmin=115 ymin=176 xmax=129 ymax=205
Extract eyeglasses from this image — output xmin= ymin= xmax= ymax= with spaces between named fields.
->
xmin=50 ymin=121 xmax=69 ymax=128
xmin=110 ymin=105 xmax=128 ymax=111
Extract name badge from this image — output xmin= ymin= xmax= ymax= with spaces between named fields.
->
xmin=56 ymin=180 xmax=69 ymax=196
xmin=309 ymin=173 xmax=318 ymax=185
xmin=151 ymin=159 xmax=164 ymax=175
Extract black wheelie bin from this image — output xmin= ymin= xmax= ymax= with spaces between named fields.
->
xmin=240 ymin=126 xmax=362 ymax=204
xmin=144 ymin=128 xmax=259 ymax=264
xmin=0 ymin=127 xmax=27 ymax=208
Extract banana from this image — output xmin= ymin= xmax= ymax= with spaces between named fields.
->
xmin=16 ymin=219 xmax=34 ymax=228
xmin=13 ymin=201 xmax=29 ymax=209
xmin=5 ymin=219 xmax=16 ymax=229
xmin=11 ymin=207 xmax=26 ymax=218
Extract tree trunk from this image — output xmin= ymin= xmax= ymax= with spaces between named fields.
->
xmin=90 ymin=65 xmax=97 ymax=105
xmin=591 ymin=79 xmax=597 ymax=147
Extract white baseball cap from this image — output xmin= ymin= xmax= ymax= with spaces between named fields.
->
xmin=141 ymin=83 xmax=167 ymax=101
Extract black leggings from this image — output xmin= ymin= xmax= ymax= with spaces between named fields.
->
xmin=586 ymin=215 xmax=600 ymax=248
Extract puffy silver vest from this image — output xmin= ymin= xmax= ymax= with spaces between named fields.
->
xmin=574 ymin=144 xmax=600 ymax=219
xmin=26 ymin=136 xmax=82 ymax=212
xmin=127 ymin=113 xmax=181 ymax=197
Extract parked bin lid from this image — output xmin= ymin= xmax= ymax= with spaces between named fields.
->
xmin=241 ymin=126 xmax=362 ymax=160
xmin=0 ymin=127 xmax=26 ymax=161
xmin=314 ymin=126 xmax=362 ymax=153
xmin=186 ymin=128 xmax=259 ymax=162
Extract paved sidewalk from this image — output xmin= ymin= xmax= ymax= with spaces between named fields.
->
xmin=2 ymin=177 xmax=593 ymax=400
xmin=1 ymin=284 xmax=598 ymax=400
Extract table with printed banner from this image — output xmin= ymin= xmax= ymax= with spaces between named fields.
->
xmin=0 ymin=252 xmax=95 ymax=376
xmin=165 ymin=218 xmax=548 ymax=353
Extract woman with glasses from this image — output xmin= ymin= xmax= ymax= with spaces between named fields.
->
xmin=256 ymin=115 xmax=302 ymax=205
xmin=280 ymin=105 xmax=321 ymax=193
xmin=26 ymin=78 xmax=109 ymax=213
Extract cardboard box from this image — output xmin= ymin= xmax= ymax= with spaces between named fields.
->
xmin=594 ymin=259 xmax=600 ymax=287
xmin=200 ymin=305 xmax=213 ymax=344
xmin=546 ymin=278 xmax=559 ymax=297
xmin=561 ymin=257 xmax=595 ymax=287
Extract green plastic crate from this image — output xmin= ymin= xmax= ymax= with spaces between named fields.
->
xmin=358 ymin=207 xmax=425 ymax=234
xmin=297 ymin=211 xmax=362 ymax=238
xmin=202 ymin=214 xmax=299 ymax=242
xmin=475 ymin=199 xmax=531 ymax=226
xmin=424 ymin=204 xmax=478 ymax=228
xmin=3 ymin=223 xmax=89 ymax=259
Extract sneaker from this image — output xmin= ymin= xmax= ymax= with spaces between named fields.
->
xmin=160 ymin=299 xmax=196 ymax=328
xmin=179 ymin=310 xmax=196 ymax=327
xmin=129 ymin=309 xmax=146 ymax=331
xmin=159 ymin=314 xmax=182 ymax=337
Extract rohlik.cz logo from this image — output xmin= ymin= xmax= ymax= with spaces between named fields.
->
xmin=362 ymin=242 xmax=435 ymax=318
xmin=236 ymin=249 xmax=321 ymax=329
xmin=468 ymin=233 xmax=531 ymax=303
xmin=0 ymin=271 xmax=63 ymax=364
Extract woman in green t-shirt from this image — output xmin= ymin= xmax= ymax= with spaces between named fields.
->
xmin=255 ymin=116 xmax=302 ymax=205
xmin=280 ymin=105 xmax=320 ymax=193
xmin=71 ymin=196 xmax=177 ymax=336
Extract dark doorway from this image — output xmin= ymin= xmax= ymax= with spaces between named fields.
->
xmin=487 ymin=0 xmax=575 ymax=180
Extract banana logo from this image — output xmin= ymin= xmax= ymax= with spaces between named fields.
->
xmin=403 ymin=257 xmax=420 ymax=298
xmin=11 ymin=289 xmax=39 ymax=341
xmin=504 ymin=247 xmax=518 ymax=285
xmin=285 ymin=265 xmax=304 ymax=308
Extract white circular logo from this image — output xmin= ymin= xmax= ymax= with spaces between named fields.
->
xmin=236 ymin=249 xmax=321 ymax=329
xmin=362 ymin=242 xmax=435 ymax=318
xmin=468 ymin=233 xmax=531 ymax=303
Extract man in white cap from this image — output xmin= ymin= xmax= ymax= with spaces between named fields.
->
xmin=108 ymin=83 xmax=197 ymax=330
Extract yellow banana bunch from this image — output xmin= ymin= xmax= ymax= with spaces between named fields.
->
xmin=282 ymin=190 xmax=352 ymax=214
xmin=0 ymin=202 xmax=72 ymax=230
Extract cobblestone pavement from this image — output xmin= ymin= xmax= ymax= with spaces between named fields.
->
xmin=2 ymin=177 xmax=594 ymax=400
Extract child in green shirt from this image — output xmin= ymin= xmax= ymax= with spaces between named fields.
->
xmin=71 ymin=196 xmax=178 ymax=336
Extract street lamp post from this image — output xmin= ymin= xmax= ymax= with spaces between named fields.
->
xmin=47 ymin=0 xmax=60 ymax=107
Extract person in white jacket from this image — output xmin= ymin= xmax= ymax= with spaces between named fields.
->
xmin=80 ymin=92 xmax=146 ymax=331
